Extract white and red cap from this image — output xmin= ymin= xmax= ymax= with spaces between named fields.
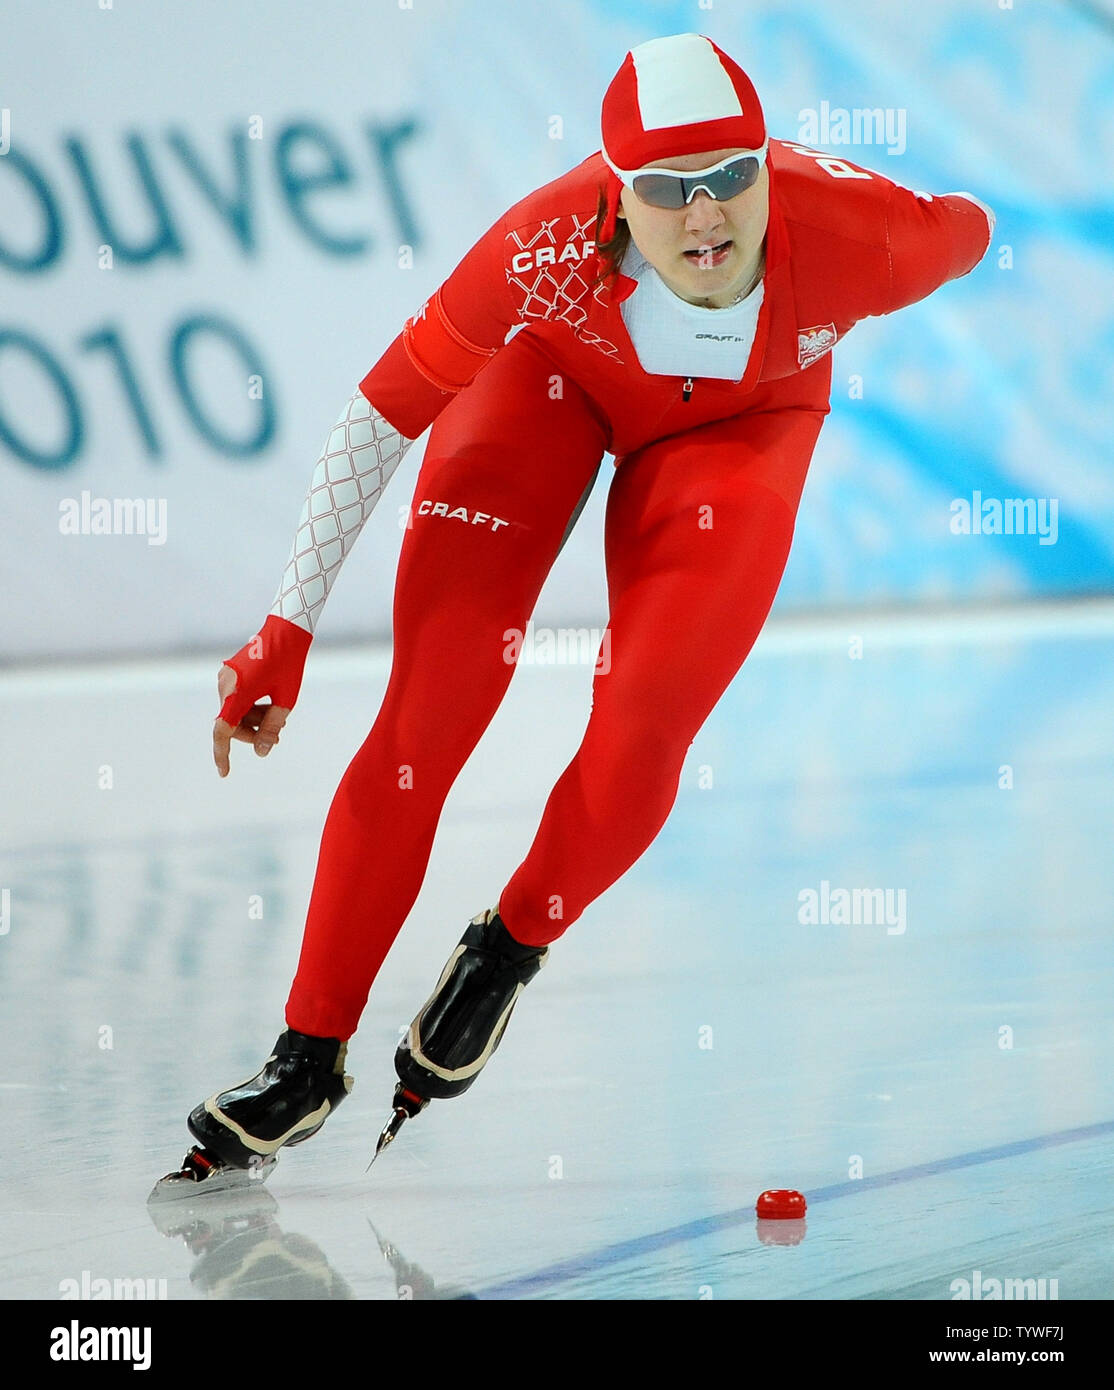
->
xmin=599 ymin=33 xmax=767 ymax=245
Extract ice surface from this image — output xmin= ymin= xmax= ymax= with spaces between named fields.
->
xmin=1 ymin=603 xmax=1111 ymax=1300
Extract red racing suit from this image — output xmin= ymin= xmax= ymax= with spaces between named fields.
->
xmin=276 ymin=140 xmax=993 ymax=1038
xmin=364 ymin=138 xmax=993 ymax=480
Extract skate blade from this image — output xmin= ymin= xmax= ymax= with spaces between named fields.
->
xmin=367 ymin=1086 xmax=429 ymax=1170
xmin=148 ymin=1147 xmax=277 ymax=1204
xmin=367 ymin=1109 xmax=409 ymax=1169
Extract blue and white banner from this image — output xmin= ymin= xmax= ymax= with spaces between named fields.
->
xmin=2 ymin=0 xmax=1111 ymax=659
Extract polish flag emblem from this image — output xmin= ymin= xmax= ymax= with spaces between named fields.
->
xmin=798 ymin=323 xmax=837 ymax=368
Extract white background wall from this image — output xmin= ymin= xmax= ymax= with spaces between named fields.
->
xmin=2 ymin=0 xmax=1111 ymax=661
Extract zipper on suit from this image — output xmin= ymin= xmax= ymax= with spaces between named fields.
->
xmin=682 ymin=377 xmax=694 ymax=402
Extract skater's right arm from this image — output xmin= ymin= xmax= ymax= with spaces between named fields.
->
xmin=213 ymin=388 xmax=420 ymax=776
xmin=213 ymin=201 xmax=522 ymax=776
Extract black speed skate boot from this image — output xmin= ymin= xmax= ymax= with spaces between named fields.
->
xmin=185 ymin=1029 xmax=352 ymax=1173
xmin=371 ymin=907 xmax=548 ymax=1162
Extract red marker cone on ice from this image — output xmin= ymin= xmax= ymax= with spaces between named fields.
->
xmin=756 ymin=1188 xmax=807 ymax=1219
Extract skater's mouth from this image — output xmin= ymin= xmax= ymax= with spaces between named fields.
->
xmin=683 ymin=239 xmax=732 ymax=265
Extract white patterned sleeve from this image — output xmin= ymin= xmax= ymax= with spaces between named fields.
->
xmin=270 ymin=389 xmax=416 ymax=634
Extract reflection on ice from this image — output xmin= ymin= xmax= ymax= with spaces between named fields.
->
xmin=1 ymin=612 xmax=1112 ymax=1298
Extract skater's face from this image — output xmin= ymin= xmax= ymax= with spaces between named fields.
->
xmin=618 ymin=147 xmax=769 ymax=309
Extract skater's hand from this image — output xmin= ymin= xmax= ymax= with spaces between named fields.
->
xmin=213 ymin=665 xmax=291 ymax=777
xmin=212 ymin=615 xmax=312 ymax=778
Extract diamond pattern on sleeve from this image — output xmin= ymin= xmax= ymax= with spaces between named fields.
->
xmin=504 ymin=213 xmax=624 ymax=362
xmin=271 ymin=390 xmax=414 ymax=633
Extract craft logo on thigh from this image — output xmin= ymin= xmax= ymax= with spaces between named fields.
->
xmin=415 ymin=499 xmax=510 ymax=532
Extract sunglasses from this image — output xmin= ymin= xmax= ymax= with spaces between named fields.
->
xmin=605 ymin=142 xmax=768 ymax=210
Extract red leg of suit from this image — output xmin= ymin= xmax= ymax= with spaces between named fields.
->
xmin=285 ymin=333 xmax=827 ymax=1038
xmin=285 ymin=336 xmax=607 ymax=1038
xmin=498 ymin=405 xmax=826 ymax=944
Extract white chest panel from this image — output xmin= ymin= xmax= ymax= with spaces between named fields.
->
xmin=619 ymin=246 xmax=763 ymax=381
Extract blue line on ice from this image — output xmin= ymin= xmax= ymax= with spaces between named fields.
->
xmin=473 ymin=1117 xmax=1114 ymax=1299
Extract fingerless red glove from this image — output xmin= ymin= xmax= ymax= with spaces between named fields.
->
xmin=218 ymin=614 xmax=313 ymax=727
